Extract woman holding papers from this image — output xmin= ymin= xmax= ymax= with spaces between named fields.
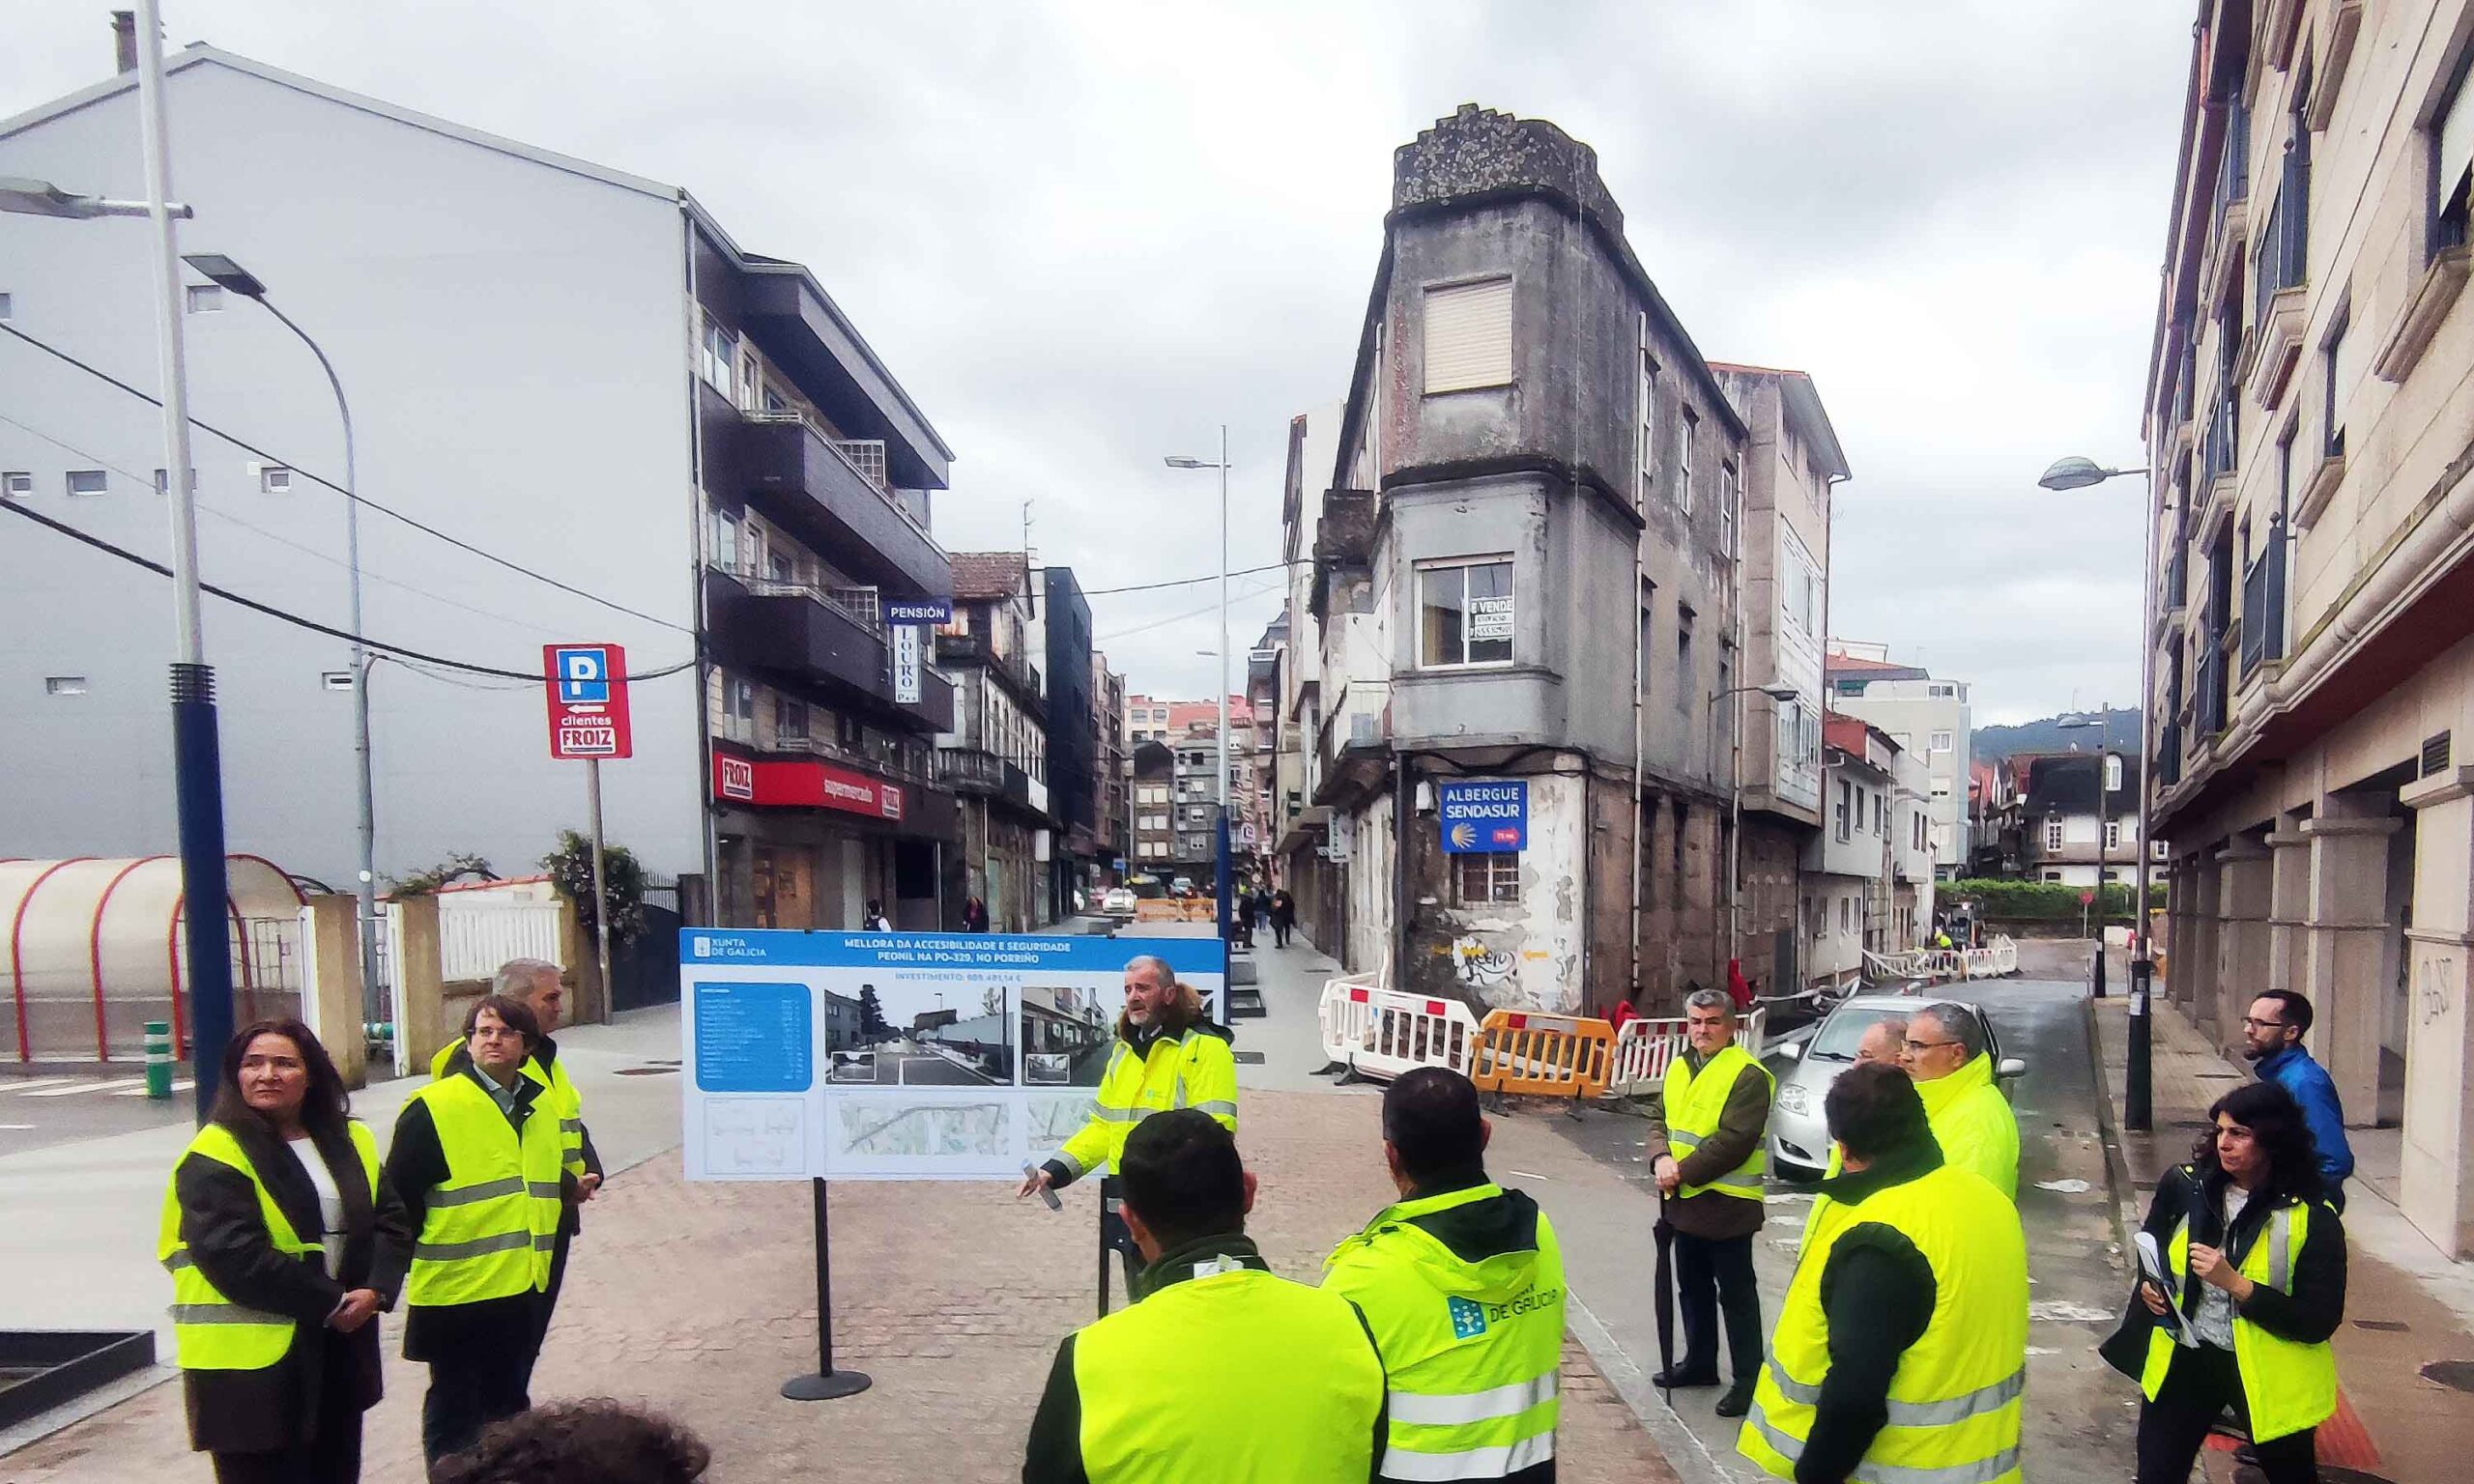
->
xmin=2103 ymin=1080 xmax=2345 ymax=1484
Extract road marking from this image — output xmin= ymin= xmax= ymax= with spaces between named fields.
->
xmin=0 ymin=1078 xmax=78 ymax=1095
xmin=0 ymin=1124 xmax=34 ymax=1130
xmin=115 ymin=1079 xmax=192 ymax=1098
xmin=26 ymin=1078 xmax=148 ymax=1097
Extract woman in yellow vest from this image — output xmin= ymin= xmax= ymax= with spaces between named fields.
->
xmin=161 ymin=1018 xmax=410 ymax=1483
xmin=2103 ymin=1080 xmax=2345 ymax=1484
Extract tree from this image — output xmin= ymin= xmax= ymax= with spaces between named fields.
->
xmin=384 ymin=852 xmax=497 ymax=896
xmin=539 ymin=830 xmax=647 ymax=945
xmin=983 ymin=984 xmax=1009 ymax=1018
xmin=857 ymin=985 xmax=892 ymax=1045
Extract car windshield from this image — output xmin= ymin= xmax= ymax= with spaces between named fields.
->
xmin=1806 ymin=1007 xmax=1911 ymax=1063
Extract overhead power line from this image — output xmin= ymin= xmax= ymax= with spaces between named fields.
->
xmin=0 ymin=499 xmax=696 ymax=684
xmin=0 ymin=322 xmax=693 ymax=635
xmin=1080 ymin=560 xmax=1295 ymax=597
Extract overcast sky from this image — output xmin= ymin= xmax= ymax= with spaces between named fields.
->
xmin=6 ymin=1 xmax=2190 ymax=725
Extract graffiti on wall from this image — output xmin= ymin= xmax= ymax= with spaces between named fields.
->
xmin=1453 ymin=935 xmax=1518 ymax=989
xmin=2419 ymin=952 xmax=2456 ymax=1028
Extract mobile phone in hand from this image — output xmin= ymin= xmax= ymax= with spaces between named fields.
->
xmin=1024 ymin=1161 xmax=1062 ymax=1211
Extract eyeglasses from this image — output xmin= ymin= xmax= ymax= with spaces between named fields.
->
xmin=2239 ymin=1017 xmax=2287 ymax=1031
xmin=1902 ymin=1038 xmax=1962 ymax=1053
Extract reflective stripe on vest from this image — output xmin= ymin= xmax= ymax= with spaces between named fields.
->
xmin=434 ymin=1039 xmax=587 ymax=1181
xmin=2138 ymin=1183 xmax=2337 ymax=1442
xmin=1073 ymin=1266 xmax=1384 ymax=1481
xmin=158 ymin=1122 xmax=380 ymax=1371
xmin=1324 ymin=1185 xmax=1565 ymax=1482
xmin=403 ymin=1075 xmax=563 ymax=1308
xmin=1662 ymin=1042 xmax=1772 ymax=1200
xmin=1738 ymin=1162 xmax=2028 ymax=1484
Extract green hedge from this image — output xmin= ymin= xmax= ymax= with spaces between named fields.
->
xmin=1944 ymin=878 xmax=2167 ymax=922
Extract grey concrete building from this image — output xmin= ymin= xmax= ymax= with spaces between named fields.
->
xmin=1035 ymin=565 xmax=1097 ymax=911
xmin=0 ymin=44 xmax=959 ymax=935
xmin=1305 ymin=104 xmax=1748 ymax=1014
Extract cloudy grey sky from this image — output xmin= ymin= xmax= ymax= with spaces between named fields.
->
xmin=6 ymin=1 xmax=2190 ymax=724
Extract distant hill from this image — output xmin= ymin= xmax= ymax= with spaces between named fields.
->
xmin=1972 ymin=708 xmax=2143 ymax=763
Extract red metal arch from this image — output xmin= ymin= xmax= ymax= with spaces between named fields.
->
xmin=89 ymin=856 xmax=170 ymax=1063
xmin=229 ymin=854 xmax=309 ymax=907
xmin=11 ymin=857 xmax=96 ymax=1065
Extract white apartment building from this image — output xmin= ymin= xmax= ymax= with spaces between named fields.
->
xmin=1827 ymin=647 xmax=1973 ymax=876
xmin=1805 ymin=713 xmax=1936 ymax=986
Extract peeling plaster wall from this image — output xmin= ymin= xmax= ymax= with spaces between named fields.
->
xmin=1416 ymin=772 xmax=1589 ymax=1013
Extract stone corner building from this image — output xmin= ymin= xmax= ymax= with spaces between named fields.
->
xmin=2144 ymin=0 xmax=2474 ymax=1258
xmin=1295 ymin=103 xmax=1750 ymax=1015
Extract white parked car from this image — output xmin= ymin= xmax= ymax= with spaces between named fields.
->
xmin=1101 ymin=887 xmax=1137 ymax=918
xmin=1765 ymin=992 xmax=2026 ymax=1182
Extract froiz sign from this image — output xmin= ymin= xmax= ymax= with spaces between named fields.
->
xmin=543 ymin=643 xmax=633 ymax=760
xmin=1438 ymin=779 xmax=1527 ymax=853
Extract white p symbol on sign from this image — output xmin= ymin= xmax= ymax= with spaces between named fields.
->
xmin=557 ymin=647 xmax=609 ymax=704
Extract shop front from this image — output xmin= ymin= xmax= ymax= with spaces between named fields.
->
xmin=708 ymin=747 xmax=958 ymax=931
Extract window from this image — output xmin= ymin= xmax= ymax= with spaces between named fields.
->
xmin=185 ymin=284 xmax=222 ymax=313
xmin=2322 ymin=307 xmax=2354 ymax=459
xmin=1453 ymin=852 xmax=1521 ymax=904
xmin=1636 ymin=315 xmax=1658 ymax=505
xmin=321 ymin=671 xmax=355 ymax=692
xmin=1839 ymin=897 xmax=1852 ymax=933
xmin=43 ymin=675 xmax=87 ymax=696
xmin=699 ymin=316 xmax=735 ymax=397
xmin=712 ymin=507 xmax=741 ymax=572
xmin=1677 ymin=407 xmax=1698 ymax=513
xmin=775 ymin=696 xmax=809 ymax=739
xmin=1835 ymin=779 xmax=1853 ymax=842
xmin=734 ymin=678 xmax=757 ymax=722
xmin=2046 ymin=819 xmax=2064 ymax=851
xmin=1872 ymin=791 xmax=1884 ymax=834
xmin=1929 ymin=683 xmax=1956 ymax=699
xmin=1424 ymin=277 xmax=1513 ymax=393
xmin=1418 ymin=558 xmax=1514 ymax=668
xmin=66 ymin=470 xmax=105 ymax=497
xmin=152 ymin=468 xmax=196 ymax=496
xmin=2106 ymin=819 xmax=2123 ymax=850
xmin=0 ymin=292 xmax=11 ymax=320
xmin=2105 ymin=754 xmax=2124 ymax=792
xmin=738 ymin=351 xmax=762 ymax=413
xmin=2434 ymin=46 xmax=2474 ymax=252
xmin=1675 ymin=610 xmax=1694 ymax=702
xmin=2044 ymin=870 xmax=2064 ymax=883
xmin=1929 ymin=729 xmax=1953 ymax=754
xmin=259 ymin=466 xmax=292 ymax=495
xmin=3 ymin=471 xmax=30 ymax=500
xmin=1719 ymin=461 xmax=1739 ymax=556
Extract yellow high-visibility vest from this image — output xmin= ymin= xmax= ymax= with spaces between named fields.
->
xmin=402 ymin=1073 xmax=562 ymax=1307
xmin=2139 ymin=1171 xmax=2338 ymax=1442
xmin=433 ymin=1038 xmax=587 ymax=1181
xmin=1661 ymin=1042 xmax=1772 ymax=1201
xmin=158 ymin=1122 xmax=379 ymax=1370
xmin=1052 ymin=1027 xmax=1236 ymax=1183
xmin=1740 ymin=1161 xmax=2028 ymax=1484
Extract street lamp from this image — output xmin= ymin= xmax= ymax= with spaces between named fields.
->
xmin=183 ymin=252 xmax=381 ymax=1018
xmin=1711 ymin=682 xmax=1802 ymax=970
xmin=2036 ymin=453 xmax=2156 ymax=1130
xmin=1165 ymin=430 xmax=1233 ymax=941
xmin=0 ymin=2 xmax=234 ymax=1122
xmin=2057 ymin=705 xmax=2119 ymax=999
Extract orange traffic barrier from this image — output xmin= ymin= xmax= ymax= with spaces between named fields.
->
xmin=1470 ymin=1010 xmax=1617 ymax=1100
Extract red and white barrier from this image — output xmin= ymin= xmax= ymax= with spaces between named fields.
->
xmin=1315 ymin=975 xmax=1482 ymax=1081
xmin=1602 ymin=1006 xmax=1769 ymax=1099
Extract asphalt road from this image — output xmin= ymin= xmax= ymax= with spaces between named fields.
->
xmin=831 ymin=1039 xmax=1006 ymax=1086
xmin=1557 ymin=976 xmax=2137 ymax=1480
xmin=0 ymin=1071 xmax=196 ymax=1154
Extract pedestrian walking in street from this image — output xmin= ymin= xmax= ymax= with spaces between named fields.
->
xmin=1323 ymin=1068 xmax=1565 ymax=1482
xmin=1270 ymin=888 xmax=1296 ymax=948
xmin=432 ymin=1400 xmax=710 ymax=1484
xmin=162 ymin=1019 xmax=412 ymax=1484
xmin=2239 ymin=990 xmax=2354 ymax=1210
xmin=1895 ymin=1002 xmax=2019 ymax=1199
xmin=1645 ymin=988 xmax=1774 ymax=1418
xmin=2105 ymin=1079 xmax=2345 ymax=1484
xmin=386 ymin=995 xmax=565 ymax=1473
xmin=1022 ymin=1109 xmax=1388 ymax=1482
xmin=1738 ymin=1062 xmax=2028 ymax=1484
xmin=1020 ymin=958 xmax=1238 ymax=1292
xmin=963 ymin=894 xmax=991 ymax=933
xmin=431 ymin=959 xmax=602 ymax=1390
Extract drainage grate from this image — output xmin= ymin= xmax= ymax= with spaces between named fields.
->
xmin=1233 ymin=1051 xmax=1266 ymax=1065
xmin=2352 ymin=1319 xmax=2410 ymax=1332
xmin=614 ymin=1066 xmax=677 ymax=1077
xmin=2423 ymin=1358 xmax=2474 ymax=1392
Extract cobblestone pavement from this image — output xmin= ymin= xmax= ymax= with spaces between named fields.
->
xmin=4 ymin=1089 xmax=1676 ymax=1483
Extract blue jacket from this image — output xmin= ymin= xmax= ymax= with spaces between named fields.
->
xmin=2257 ymin=1045 xmax=2354 ymax=1187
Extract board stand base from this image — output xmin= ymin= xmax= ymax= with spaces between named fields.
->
xmin=781 ymin=1369 xmax=872 ymax=1401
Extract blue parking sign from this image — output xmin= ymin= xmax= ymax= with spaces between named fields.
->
xmin=555 ymin=646 xmax=611 ymax=705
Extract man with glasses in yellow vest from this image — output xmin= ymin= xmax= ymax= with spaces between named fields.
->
xmin=1739 ymin=1061 xmax=2028 ymax=1484
xmin=387 ymin=994 xmax=566 ymax=1470
xmin=1898 ymin=1002 xmax=2019 ymax=1200
xmin=1324 ymin=1067 xmax=1565 ymax=1482
xmin=1645 ymin=987 xmax=1775 ymax=1419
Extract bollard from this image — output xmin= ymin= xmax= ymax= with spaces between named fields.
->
xmin=145 ymin=1019 xmax=173 ymax=1100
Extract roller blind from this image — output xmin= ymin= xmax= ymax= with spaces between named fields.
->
xmin=1424 ymin=277 xmax=1514 ymax=393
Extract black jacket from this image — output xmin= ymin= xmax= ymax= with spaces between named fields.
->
xmin=1795 ymin=1139 xmax=1946 ymax=1484
xmin=173 ymin=1117 xmax=413 ymax=1454
xmin=383 ymin=1065 xmax=551 ymax=1362
xmin=2100 ymin=1162 xmax=2346 ymax=1380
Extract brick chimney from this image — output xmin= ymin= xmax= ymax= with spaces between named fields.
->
xmin=112 ymin=11 xmax=137 ymax=74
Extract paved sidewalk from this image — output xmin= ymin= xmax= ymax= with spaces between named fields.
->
xmin=2 ymin=1090 xmax=1678 ymax=1483
xmin=2093 ymin=989 xmax=2474 ymax=1483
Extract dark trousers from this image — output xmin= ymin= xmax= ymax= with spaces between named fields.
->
xmin=519 ymin=1226 xmax=573 ymax=1392
xmin=1273 ymin=921 xmax=1291 ymax=947
xmin=1097 ymin=1175 xmax=1142 ymax=1317
xmin=420 ymin=1339 xmax=535 ymax=1474
xmin=210 ymin=1344 xmax=364 ymax=1484
xmin=2134 ymin=1342 xmax=2316 ymax=1484
xmin=1674 ymin=1229 xmax=1763 ymax=1384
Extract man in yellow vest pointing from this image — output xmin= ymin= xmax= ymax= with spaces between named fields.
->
xmin=1739 ymin=1061 xmax=2028 ymax=1484
xmin=1645 ymin=986 xmax=1775 ymax=1418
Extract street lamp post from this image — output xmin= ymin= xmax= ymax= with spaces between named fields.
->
xmin=2039 ymin=454 xmax=2157 ymax=1130
xmin=1710 ymin=682 xmax=1801 ymax=972
xmin=0 ymin=5 xmax=235 ymax=1122
xmin=1165 ymin=430 xmax=1234 ymax=942
xmin=2058 ymin=702 xmax=2117 ymax=999
xmin=183 ymin=254 xmax=381 ymax=1018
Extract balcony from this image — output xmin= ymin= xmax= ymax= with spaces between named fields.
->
xmin=935 ymin=747 xmax=1052 ymax=818
xmin=2196 ymin=643 xmax=2229 ymax=739
xmin=2155 ymin=719 xmax=2183 ymax=790
xmin=2248 ymin=188 xmax=2309 ymax=405
xmin=2239 ymin=521 xmax=2287 ymax=679
xmin=2197 ymin=402 xmax=2238 ymax=539
xmin=933 ymin=630 xmax=1045 ymax=709
xmin=702 ymin=385 xmax=951 ymax=597
xmin=705 ymin=568 xmax=954 ymax=732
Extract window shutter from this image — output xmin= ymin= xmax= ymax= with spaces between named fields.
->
xmin=1424 ymin=278 xmax=1514 ymax=393
xmin=2443 ymin=74 xmax=2474 ymax=214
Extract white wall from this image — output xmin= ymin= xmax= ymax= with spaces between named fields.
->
xmin=0 ymin=60 xmax=703 ymax=885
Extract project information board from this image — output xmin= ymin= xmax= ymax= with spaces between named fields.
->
xmin=680 ymin=929 xmax=1228 ymax=1182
